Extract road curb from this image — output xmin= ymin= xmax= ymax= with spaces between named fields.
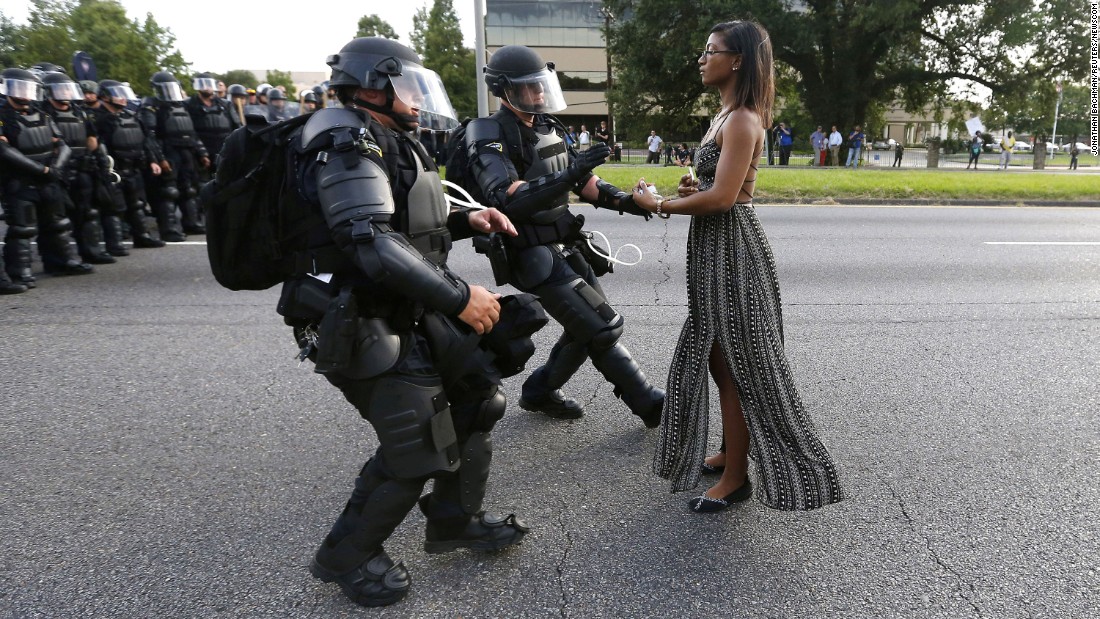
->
xmin=753 ymin=198 xmax=1100 ymax=207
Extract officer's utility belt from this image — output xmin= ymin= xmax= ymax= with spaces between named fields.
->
xmin=112 ymin=156 xmax=143 ymax=171
xmin=507 ymin=212 xmax=583 ymax=251
xmin=407 ymin=228 xmax=452 ymax=258
xmin=286 ymin=245 xmax=356 ymax=278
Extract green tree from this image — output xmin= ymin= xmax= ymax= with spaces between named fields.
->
xmin=410 ymin=0 xmax=476 ymax=120
xmin=357 ymin=14 xmax=399 ymax=39
xmin=219 ymin=69 xmax=259 ymax=89
xmin=0 ymin=11 xmax=28 ymax=68
xmin=11 ymin=0 xmax=187 ymax=96
xmin=264 ymin=68 xmax=295 ymax=93
xmin=606 ymin=0 xmax=1091 ymax=142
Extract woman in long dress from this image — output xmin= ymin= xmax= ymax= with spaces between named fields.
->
xmin=632 ymin=20 xmax=843 ymax=513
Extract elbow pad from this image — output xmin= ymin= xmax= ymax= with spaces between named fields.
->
xmin=51 ymin=141 xmax=73 ymax=173
xmin=465 ymin=118 xmax=517 ymax=210
xmin=592 ymin=179 xmax=652 ymax=220
xmin=0 ymin=141 xmax=51 ymax=177
xmin=347 ymin=222 xmax=469 ymax=316
xmin=501 ymin=169 xmax=576 ymax=221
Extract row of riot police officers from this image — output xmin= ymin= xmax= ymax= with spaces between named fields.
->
xmin=0 ymin=66 xmax=249 ymax=293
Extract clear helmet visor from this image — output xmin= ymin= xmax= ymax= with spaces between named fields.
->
xmin=192 ymin=77 xmax=217 ymax=92
xmin=4 ymin=78 xmax=44 ymax=101
xmin=47 ymin=82 xmax=83 ymax=101
xmin=155 ymin=81 xmax=185 ymax=101
xmin=104 ymin=84 xmax=138 ymax=106
xmin=388 ymin=64 xmax=459 ymax=131
xmin=501 ymin=67 xmax=566 ymax=114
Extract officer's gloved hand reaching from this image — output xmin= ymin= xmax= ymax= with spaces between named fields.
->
xmin=565 ymin=142 xmax=611 ymax=183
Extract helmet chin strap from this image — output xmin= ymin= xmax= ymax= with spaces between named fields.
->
xmin=353 ymin=89 xmax=418 ymax=131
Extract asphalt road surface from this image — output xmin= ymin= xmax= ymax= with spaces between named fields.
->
xmin=2 ymin=205 xmax=1097 ymax=618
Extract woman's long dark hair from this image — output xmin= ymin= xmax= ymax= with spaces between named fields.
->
xmin=710 ymin=20 xmax=774 ymax=128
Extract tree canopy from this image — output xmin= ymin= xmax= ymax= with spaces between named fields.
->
xmin=357 ymin=14 xmax=399 ymax=40
xmin=606 ymin=0 xmax=1092 ymax=142
xmin=410 ymin=0 xmax=476 ymax=120
xmin=2 ymin=0 xmax=187 ymax=96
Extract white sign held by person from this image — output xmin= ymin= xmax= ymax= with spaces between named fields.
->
xmin=965 ymin=116 xmax=986 ymax=136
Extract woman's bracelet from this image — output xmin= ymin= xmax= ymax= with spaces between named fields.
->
xmin=655 ymin=197 xmax=672 ymax=219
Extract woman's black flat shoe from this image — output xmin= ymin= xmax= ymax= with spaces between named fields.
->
xmin=700 ymin=462 xmax=725 ymax=475
xmin=688 ymin=479 xmax=753 ymax=513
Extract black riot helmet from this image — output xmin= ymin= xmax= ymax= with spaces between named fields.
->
xmin=302 ymin=91 xmax=317 ymax=104
xmin=150 ymin=70 xmax=185 ymax=101
xmin=483 ymin=45 xmax=567 ymax=114
xmin=98 ymin=79 xmax=138 ymax=109
xmin=267 ymin=87 xmax=286 ymax=101
xmin=227 ymin=83 xmax=248 ymax=98
xmin=32 ymin=62 xmax=67 ymax=75
xmin=326 ymin=36 xmax=458 ymax=131
xmin=192 ymin=72 xmax=217 ymax=94
xmin=41 ymin=71 xmax=83 ymax=102
xmin=2 ymin=67 xmax=44 ymax=103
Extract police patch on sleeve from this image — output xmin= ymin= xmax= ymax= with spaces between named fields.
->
xmin=361 ymin=140 xmax=383 ymax=159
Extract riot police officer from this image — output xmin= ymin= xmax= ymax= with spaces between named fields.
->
xmin=274 ymin=37 xmax=530 ymax=607
xmin=460 ymin=45 xmax=664 ymax=426
xmin=141 ymin=70 xmax=210 ymax=238
xmin=40 ymin=70 xmax=115 ymax=264
xmin=264 ymin=87 xmax=292 ymax=122
xmin=1 ymin=67 xmax=94 ymax=286
xmin=184 ymin=72 xmax=237 ymax=158
xmin=300 ymin=90 xmax=319 ymax=113
xmin=226 ymin=83 xmax=249 ymax=126
xmin=93 ymin=79 xmax=165 ymax=251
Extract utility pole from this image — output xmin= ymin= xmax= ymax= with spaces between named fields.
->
xmin=475 ymin=0 xmax=488 ymax=117
xmin=600 ymin=7 xmax=615 ymax=144
xmin=1051 ymin=79 xmax=1063 ymax=159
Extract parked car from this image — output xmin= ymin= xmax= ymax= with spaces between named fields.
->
xmin=1061 ymin=142 xmax=1090 ymax=153
xmin=870 ymin=138 xmax=897 ymax=150
xmin=1012 ymin=141 xmax=1033 ymax=152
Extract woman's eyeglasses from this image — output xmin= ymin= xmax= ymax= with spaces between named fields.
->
xmin=699 ymin=49 xmax=738 ymax=58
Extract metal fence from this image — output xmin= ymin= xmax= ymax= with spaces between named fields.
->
xmin=611 ymin=147 xmax=1098 ymax=169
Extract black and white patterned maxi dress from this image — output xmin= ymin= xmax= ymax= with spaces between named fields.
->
xmin=652 ymin=138 xmax=844 ymax=510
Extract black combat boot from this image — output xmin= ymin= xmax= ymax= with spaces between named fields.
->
xmin=309 ymin=548 xmax=410 ymax=608
xmin=591 ymin=343 xmax=665 ymax=428
xmin=418 ymin=495 xmax=528 ymax=554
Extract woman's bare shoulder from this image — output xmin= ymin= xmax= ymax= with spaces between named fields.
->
xmin=725 ymin=108 xmax=763 ymax=135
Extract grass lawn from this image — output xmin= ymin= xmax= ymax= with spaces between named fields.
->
xmin=594 ymin=165 xmax=1100 ymax=202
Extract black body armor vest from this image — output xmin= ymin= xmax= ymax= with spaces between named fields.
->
xmin=158 ymin=103 xmax=199 ymax=147
xmin=108 ymin=110 xmax=147 ymax=162
xmin=47 ymin=107 xmax=88 ymax=158
xmin=521 ymin=121 xmax=571 ymax=225
xmin=11 ymin=110 xmax=56 ymax=163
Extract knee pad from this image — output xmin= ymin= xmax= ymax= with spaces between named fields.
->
xmin=9 ymin=223 xmax=38 ymax=239
xmin=538 ymin=277 xmax=621 ymax=345
xmin=161 ymin=184 xmax=180 ymax=201
xmin=589 ymin=319 xmax=624 ymax=353
xmin=473 ymin=386 xmax=506 ymax=431
xmin=43 ymin=216 xmax=73 ymax=234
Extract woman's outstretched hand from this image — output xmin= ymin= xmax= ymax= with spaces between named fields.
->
xmin=632 ymin=178 xmax=659 ymax=213
xmin=677 ymin=173 xmax=699 ymax=197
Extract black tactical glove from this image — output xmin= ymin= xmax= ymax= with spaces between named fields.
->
xmin=565 ymin=142 xmax=611 ymax=183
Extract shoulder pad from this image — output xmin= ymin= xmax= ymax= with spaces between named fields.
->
xmin=465 ymin=117 xmax=504 ymax=145
xmin=301 ymin=107 xmax=366 ymax=151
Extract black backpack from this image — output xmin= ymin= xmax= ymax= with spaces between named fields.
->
xmin=200 ymin=113 xmax=313 ymax=291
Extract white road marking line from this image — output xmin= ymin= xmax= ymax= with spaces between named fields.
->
xmin=984 ymin=242 xmax=1100 ymax=245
